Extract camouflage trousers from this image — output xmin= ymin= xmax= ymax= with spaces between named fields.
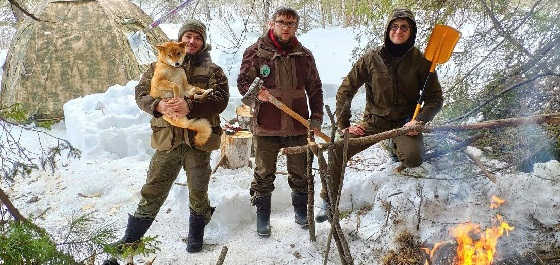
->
xmin=134 ymin=144 xmax=213 ymax=222
xmin=250 ymin=135 xmax=311 ymax=197
xmin=320 ymin=116 xmax=424 ymax=200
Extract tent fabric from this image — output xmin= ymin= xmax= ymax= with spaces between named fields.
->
xmin=0 ymin=0 xmax=168 ymax=118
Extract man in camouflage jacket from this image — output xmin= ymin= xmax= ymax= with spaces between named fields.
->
xmin=112 ymin=19 xmax=229 ymax=254
xmin=315 ymin=8 xmax=443 ymax=223
xmin=237 ymin=7 xmax=323 ymax=237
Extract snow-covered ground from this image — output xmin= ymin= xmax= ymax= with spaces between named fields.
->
xmin=2 ymin=24 xmax=560 ymax=265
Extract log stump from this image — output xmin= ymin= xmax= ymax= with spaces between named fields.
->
xmin=213 ymin=130 xmax=253 ymax=173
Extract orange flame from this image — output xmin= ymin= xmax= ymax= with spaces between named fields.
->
xmin=490 ymin=196 xmax=505 ymax=209
xmin=423 ymin=196 xmax=514 ymax=265
xmin=451 ymin=215 xmax=514 ymax=265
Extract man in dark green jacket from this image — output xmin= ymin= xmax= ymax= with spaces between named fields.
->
xmin=316 ymin=8 xmax=443 ymax=223
xmin=110 ymin=19 xmax=229 ymax=254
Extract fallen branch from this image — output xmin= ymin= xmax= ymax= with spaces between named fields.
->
xmin=463 ymin=151 xmax=497 ymax=183
xmin=0 ymin=187 xmax=28 ymax=223
xmin=424 ymin=134 xmax=483 ymax=161
xmin=8 ymin=0 xmax=46 ymax=22
xmin=416 ymin=184 xmax=423 ymax=231
xmin=282 ymin=113 xmax=560 ymax=155
xmin=216 ymin=246 xmax=228 ymax=265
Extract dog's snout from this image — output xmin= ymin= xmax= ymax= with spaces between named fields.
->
xmin=175 ymin=62 xmax=180 ymax=67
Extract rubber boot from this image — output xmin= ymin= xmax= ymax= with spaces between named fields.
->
xmin=186 ymin=207 xmax=214 ymax=253
xmin=102 ymin=258 xmax=119 ymax=265
xmin=253 ymin=195 xmax=271 ymax=237
xmin=291 ymin=192 xmax=308 ymax=227
xmin=315 ymin=198 xmax=331 ymax=223
xmin=114 ymin=214 xmax=153 ymax=251
xmin=102 ymin=214 xmax=153 ymax=264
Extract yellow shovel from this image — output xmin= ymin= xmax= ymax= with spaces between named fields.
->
xmin=412 ymin=24 xmax=461 ymax=121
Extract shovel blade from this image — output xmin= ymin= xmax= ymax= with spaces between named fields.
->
xmin=424 ymin=25 xmax=461 ymax=65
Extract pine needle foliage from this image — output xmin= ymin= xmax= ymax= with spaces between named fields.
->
xmin=0 ymin=221 xmax=77 ymax=264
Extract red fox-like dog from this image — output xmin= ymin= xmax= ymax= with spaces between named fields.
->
xmin=150 ymin=41 xmax=212 ymax=147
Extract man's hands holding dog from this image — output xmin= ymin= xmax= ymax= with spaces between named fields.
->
xmin=156 ymin=98 xmax=189 ymax=119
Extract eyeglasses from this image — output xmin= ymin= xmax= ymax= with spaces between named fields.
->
xmin=275 ymin=20 xmax=297 ymax=29
xmin=390 ymin=24 xmax=410 ymax=32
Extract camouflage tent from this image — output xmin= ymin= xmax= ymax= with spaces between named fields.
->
xmin=0 ymin=0 xmax=169 ymax=118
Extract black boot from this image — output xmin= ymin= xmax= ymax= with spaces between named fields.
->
xmin=315 ymin=199 xmax=331 ymax=223
xmin=186 ymin=207 xmax=214 ymax=253
xmin=102 ymin=214 xmax=153 ymax=264
xmin=253 ymin=195 xmax=271 ymax=237
xmin=291 ymin=192 xmax=308 ymax=227
xmin=102 ymin=258 xmax=119 ymax=265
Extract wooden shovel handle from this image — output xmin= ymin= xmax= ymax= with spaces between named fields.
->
xmin=263 ymin=91 xmax=331 ymax=142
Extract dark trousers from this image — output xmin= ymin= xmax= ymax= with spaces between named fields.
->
xmin=134 ymin=144 xmax=213 ymax=222
xmin=250 ymin=135 xmax=311 ymax=196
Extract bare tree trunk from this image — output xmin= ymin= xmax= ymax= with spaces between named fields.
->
xmin=262 ymin=0 xmax=271 ymax=32
xmin=203 ymin=0 xmax=211 ymax=21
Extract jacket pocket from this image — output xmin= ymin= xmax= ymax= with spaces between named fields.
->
xmin=194 ymin=126 xmax=222 ymax=152
xmin=150 ymin=118 xmax=173 ymax=151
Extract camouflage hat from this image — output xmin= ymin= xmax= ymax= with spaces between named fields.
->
xmin=384 ymin=8 xmax=417 ymax=46
xmin=178 ymin=19 xmax=207 ymax=49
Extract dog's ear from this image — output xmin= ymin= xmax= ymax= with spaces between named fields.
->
xmin=156 ymin=45 xmax=165 ymax=52
xmin=178 ymin=42 xmax=187 ymax=48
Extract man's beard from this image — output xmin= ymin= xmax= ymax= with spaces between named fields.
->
xmin=274 ymin=32 xmax=292 ymax=44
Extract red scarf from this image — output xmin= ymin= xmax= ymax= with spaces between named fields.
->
xmin=268 ymin=29 xmax=298 ymax=55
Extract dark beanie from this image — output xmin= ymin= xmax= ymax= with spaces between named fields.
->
xmin=178 ymin=19 xmax=207 ymax=50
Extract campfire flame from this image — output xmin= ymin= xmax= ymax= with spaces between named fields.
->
xmin=451 ymin=214 xmax=514 ymax=265
xmin=490 ymin=196 xmax=505 ymax=209
xmin=423 ymin=196 xmax=514 ymax=265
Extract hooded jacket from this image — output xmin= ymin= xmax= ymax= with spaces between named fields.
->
xmin=237 ymin=30 xmax=323 ymax=137
xmin=335 ymin=8 xmax=443 ymax=130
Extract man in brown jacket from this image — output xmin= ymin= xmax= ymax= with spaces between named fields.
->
xmin=237 ymin=7 xmax=324 ymax=237
xmin=315 ymin=8 xmax=443 ymax=223
xmin=110 ymin=19 xmax=229 ymax=255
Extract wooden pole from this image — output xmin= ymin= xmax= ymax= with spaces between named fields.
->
xmin=282 ymin=113 xmax=560 ymax=155
xmin=306 ymin=121 xmax=316 ymax=242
